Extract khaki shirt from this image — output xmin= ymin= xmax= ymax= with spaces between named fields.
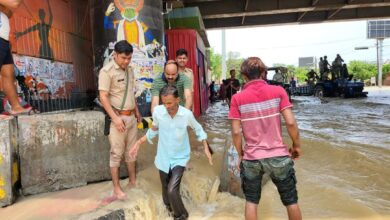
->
xmin=180 ymin=68 xmax=194 ymax=92
xmin=98 ymin=60 xmax=136 ymax=110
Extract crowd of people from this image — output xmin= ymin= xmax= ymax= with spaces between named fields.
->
xmin=99 ymin=41 xmax=302 ymax=220
xmin=318 ymin=54 xmax=352 ymax=81
xmin=2 ymin=1 xmax=302 ymax=219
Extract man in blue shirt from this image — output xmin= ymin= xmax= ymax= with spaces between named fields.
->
xmin=129 ymin=85 xmax=213 ymax=220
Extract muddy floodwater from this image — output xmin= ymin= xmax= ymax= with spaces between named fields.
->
xmin=1 ymin=88 xmax=389 ymax=220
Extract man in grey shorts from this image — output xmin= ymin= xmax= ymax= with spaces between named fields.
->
xmin=229 ymin=57 xmax=302 ymax=220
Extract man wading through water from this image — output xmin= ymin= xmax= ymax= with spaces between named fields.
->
xmin=129 ymin=85 xmax=213 ymax=220
xmin=229 ymin=57 xmax=302 ymax=220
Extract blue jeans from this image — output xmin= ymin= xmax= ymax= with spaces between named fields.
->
xmin=240 ymin=156 xmax=298 ymax=206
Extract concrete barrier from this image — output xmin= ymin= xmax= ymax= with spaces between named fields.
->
xmin=0 ymin=116 xmax=18 ymax=207
xmin=17 ymin=111 xmax=122 ymax=195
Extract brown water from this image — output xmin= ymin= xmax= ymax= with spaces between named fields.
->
xmin=1 ymin=90 xmax=389 ymax=219
xmin=198 ymin=90 xmax=390 ymax=219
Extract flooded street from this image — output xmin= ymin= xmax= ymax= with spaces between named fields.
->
xmin=1 ymin=89 xmax=389 ymax=220
xmin=289 ymin=89 xmax=390 ymax=219
xmin=199 ymin=88 xmax=390 ymax=219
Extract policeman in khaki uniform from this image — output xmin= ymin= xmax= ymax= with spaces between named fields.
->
xmin=176 ymin=48 xmax=194 ymax=93
xmin=99 ymin=40 xmax=141 ymax=200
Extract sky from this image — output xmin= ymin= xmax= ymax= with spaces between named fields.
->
xmin=206 ymin=20 xmax=390 ymax=68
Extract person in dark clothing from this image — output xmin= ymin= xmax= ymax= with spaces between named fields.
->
xmin=323 ymin=56 xmax=330 ymax=73
xmin=341 ymin=64 xmax=353 ymax=80
xmin=219 ymin=79 xmax=227 ymax=102
xmin=290 ymin=77 xmax=297 ymax=95
xmin=209 ymin=81 xmax=216 ymax=102
xmin=226 ymin=69 xmax=240 ymax=106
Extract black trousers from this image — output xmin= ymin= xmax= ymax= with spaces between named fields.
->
xmin=159 ymin=166 xmax=188 ymax=219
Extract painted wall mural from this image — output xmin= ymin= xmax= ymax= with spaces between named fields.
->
xmin=13 ymin=54 xmax=74 ymax=100
xmin=0 ymin=0 xmax=95 ymax=112
xmin=15 ymin=0 xmax=54 ymax=60
xmin=91 ymin=0 xmax=165 ymax=116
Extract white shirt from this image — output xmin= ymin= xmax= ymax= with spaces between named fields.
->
xmin=0 ymin=11 xmax=10 ymax=40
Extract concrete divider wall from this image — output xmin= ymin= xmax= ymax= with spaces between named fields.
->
xmin=0 ymin=116 xmax=18 ymax=207
xmin=17 ymin=111 xmax=117 ymax=195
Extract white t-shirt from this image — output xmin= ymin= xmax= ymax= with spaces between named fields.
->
xmin=0 ymin=11 xmax=10 ymax=40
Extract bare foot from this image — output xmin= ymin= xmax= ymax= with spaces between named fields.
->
xmin=126 ymin=181 xmax=136 ymax=189
xmin=9 ymin=106 xmax=33 ymax=116
xmin=100 ymin=195 xmax=118 ymax=205
xmin=113 ymin=188 xmax=127 ymax=200
xmin=0 ymin=114 xmax=12 ymax=120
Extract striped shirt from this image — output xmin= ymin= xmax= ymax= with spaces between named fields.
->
xmin=151 ymin=72 xmax=191 ymax=106
xmin=228 ymin=79 xmax=292 ymax=160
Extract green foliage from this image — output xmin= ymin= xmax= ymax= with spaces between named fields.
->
xmin=227 ymin=51 xmax=244 ymax=83
xmin=226 ymin=52 xmax=244 ymax=72
xmin=209 ymin=49 xmax=244 ymax=82
xmin=382 ymin=64 xmax=390 ymax=80
xmin=282 ymin=65 xmax=308 ymax=83
xmin=348 ymin=61 xmax=376 ymax=80
xmin=294 ymin=68 xmax=309 ymax=82
xmin=209 ymin=48 xmax=222 ymax=81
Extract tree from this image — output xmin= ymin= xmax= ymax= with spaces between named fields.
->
xmin=209 ymin=49 xmax=244 ymax=82
xmin=226 ymin=51 xmax=244 ymax=82
xmin=282 ymin=65 xmax=307 ymax=83
xmin=382 ymin=64 xmax=390 ymax=80
xmin=348 ymin=61 xmax=376 ymax=81
xmin=209 ymin=48 xmax=222 ymax=81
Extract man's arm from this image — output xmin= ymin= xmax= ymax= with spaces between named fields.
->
xmin=151 ymin=95 xmax=159 ymax=114
xmin=281 ymin=108 xmax=302 ymax=159
xmin=184 ymin=88 xmax=192 ymax=110
xmin=232 ymin=79 xmax=240 ymax=91
xmin=231 ymin=119 xmax=243 ymax=168
xmin=134 ymin=100 xmax=142 ymax=123
xmin=99 ymin=90 xmax=125 ymax=133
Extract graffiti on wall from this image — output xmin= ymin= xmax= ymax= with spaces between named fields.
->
xmin=93 ymin=0 xmax=165 ymax=116
xmin=0 ymin=154 xmax=5 ymax=200
xmin=15 ymin=0 xmax=54 ymax=60
xmin=13 ymin=54 xmax=74 ymax=100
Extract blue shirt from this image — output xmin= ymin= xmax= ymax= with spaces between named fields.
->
xmin=146 ymin=105 xmax=207 ymax=174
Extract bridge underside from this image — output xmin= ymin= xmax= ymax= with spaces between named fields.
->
xmin=163 ymin=0 xmax=390 ymax=29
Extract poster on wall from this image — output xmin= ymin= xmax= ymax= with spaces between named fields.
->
xmin=12 ymin=54 xmax=75 ymax=100
xmin=91 ymin=0 xmax=166 ymax=116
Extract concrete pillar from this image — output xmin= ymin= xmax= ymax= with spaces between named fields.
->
xmin=17 ymin=111 xmax=115 ymax=195
xmin=0 ymin=116 xmax=18 ymax=207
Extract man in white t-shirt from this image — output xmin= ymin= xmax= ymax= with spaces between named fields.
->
xmin=0 ymin=0 xmax=32 ymax=115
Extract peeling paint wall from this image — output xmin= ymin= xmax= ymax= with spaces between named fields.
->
xmin=0 ymin=116 xmax=18 ymax=207
xmin=17 ymin=111 xmax=113 ymax=195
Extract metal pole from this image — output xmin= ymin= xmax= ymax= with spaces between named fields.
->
xmin=377 ymin=38 xmax=383 ymax=87
xmin=221 ymin=29 xmax=226 ymax=80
